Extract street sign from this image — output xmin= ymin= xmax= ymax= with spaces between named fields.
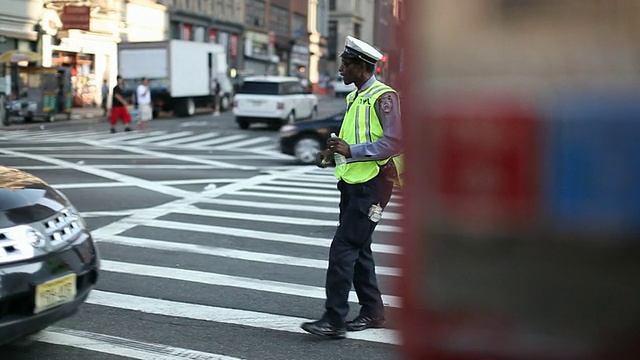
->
xmin=61 ymin=6 xmax=90 ymax=31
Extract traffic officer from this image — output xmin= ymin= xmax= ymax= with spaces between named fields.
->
xmin=301 ymin=35 xmax=403 ymax=339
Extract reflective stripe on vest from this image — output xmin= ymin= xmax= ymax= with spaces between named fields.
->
xmin=335 ymin=81 xmax=395 ymax=184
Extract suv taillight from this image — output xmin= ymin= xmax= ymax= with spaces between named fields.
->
xmin=277 ymin=102 xmax=284 ymax=109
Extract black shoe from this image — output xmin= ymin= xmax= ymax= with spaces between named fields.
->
xmin=300 ymin=320 xmax=346 ymax=339
xmin=124 ymin=127 xmax=132 ymax=132
xmin=346 ymin=315 xmax=385 ymax=331
xmin=110 ymin=128 xmax=116 ymax=133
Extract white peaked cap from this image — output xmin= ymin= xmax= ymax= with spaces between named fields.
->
xmin=341 ymin=35 xmax=383 ymax=65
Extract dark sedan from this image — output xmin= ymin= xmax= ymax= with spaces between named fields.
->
xmin=0 ymin=167 xmax=99 ymax=346
xmin=279 ymin=112 xmax=344 ymax=164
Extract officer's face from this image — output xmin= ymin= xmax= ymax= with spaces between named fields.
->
xmin=339 ymin=58 xmax=361 ymax=85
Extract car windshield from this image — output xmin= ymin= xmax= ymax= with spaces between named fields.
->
xmin=239 ymin=82 xmax=279 ymax=95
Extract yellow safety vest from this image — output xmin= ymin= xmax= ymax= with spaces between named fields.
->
xmin=335 ymin=80 xmax=403 ymax=186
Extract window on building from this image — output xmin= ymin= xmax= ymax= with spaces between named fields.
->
xmin=329 ymin=0 xmax=336 ymax=11
xmin=354 ymin=23 xmax=361 ymax=39
xmin=270 ymin=5 xmax=290 ymax=37
xmin=328 ymin=20 xmax=337 ymax=59
xmin=246 ymin=0 xmax=266 ymax=28
xmin=293 ymin=13 xmax=307 ymax=40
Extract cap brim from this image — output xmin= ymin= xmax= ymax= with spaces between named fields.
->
xmin=340 ymin=47 xmax=378 ymax=65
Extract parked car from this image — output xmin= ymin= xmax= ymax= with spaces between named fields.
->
xmin=0 ymin=166 xmax=99 ymax=346
xmin=330 ymin=75 xmax=356 ymax=98
xmin=233 ymin=76 xmax=318 ymax=130
xmin=280 ymin=111 xmax=344 ymax=164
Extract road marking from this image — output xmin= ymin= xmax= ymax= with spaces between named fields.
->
xmin=0 ymin=149 xmax=194 ymax=198
xmin=80 ymin=140 xmax=254 ymax=170
xmin=101 ymin=260 xmax=401 ymax=307
xmin=36 ymin=327 xmax=244 ymax=360
xmin=100 ymin=130 xmax=168 ymax=142
xmin=145 ymin=218 xmax=401 ymax=253
xmin=87 ymin=291 xmax=400 ymax=345
xmin=160 ymin=132 xmax=220 ymax=146
xmin=126 ymin=131 xmax=195 ymax=145
xmin=196 ymin=198 xmax=402 ymax=220
xmin=0 ymin=145 xmax=99 ymax=151
xmin=233 ymin=190 xmax=403 ymax=208
xmin=249 ymin=184 xmax=338 ymax=196
xmin=267 ymin=179 xmax=338 ymax=189
xmin=185 ymin=134 xmax=248 ymax=147
xmin=55 ymin=178 xmax=241 ymax=190
xmin=50 ymin=154 xmax=157 ymax=159
xmin=276 ymin=173 xmax=338 ymax=183
xmin=97 ymin=235 xmax=401 ymax=276
xmin=213 ymin=136 xmax=272 ymax=150
xmin=172 ymin=206 xmax=401 ymax=233
xmin=89 ymin=166 xmax=319 ymax=239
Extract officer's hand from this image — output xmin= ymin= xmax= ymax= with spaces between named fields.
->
xmin=327 ymin=137 xmax=351 ymax=158
xmin=316 ymin=149 xmax=333 ymax=168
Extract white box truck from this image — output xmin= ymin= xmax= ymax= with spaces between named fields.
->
xmin=118 ymin=40 xmax=233 ymax=117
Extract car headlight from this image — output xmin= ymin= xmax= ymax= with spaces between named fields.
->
xmin=4 ymin=225 xmax=47 ymax=248
xmin=280 ymin=124 xmax=296 ymax=133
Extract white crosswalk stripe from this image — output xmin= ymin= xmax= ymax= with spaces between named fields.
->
xmin=5 ymin=140 xmax=402 ymax=357
xmin=0 ymin=129 xmax=276 ymax=151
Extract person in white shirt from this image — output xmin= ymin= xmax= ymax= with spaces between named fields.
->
xmin=136 ymin=77 xmax=152 ymax=131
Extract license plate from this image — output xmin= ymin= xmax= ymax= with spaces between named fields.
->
xmin=34 ymin=274 xmax=77 ymax=314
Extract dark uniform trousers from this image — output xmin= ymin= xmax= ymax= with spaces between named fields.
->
xmin=322 ymin=173 xmax=394 ymax=327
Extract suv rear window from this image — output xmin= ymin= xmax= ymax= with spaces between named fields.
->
xmin=239 ymin=81 xmax=280 ymax=95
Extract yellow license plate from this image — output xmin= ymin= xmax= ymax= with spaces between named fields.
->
xmin=34 ymin=273 xmax=77 ymax=314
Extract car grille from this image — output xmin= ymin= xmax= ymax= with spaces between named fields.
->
xmin=43 ymin=209 xmax=82 ymax=247
xmin=0 ymin=208 xmax=82 ymax=264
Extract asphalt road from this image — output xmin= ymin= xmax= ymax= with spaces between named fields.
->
xmin=0 ymin=99 xmax=404 ymax=360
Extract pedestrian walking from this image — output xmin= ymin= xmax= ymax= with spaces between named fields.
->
xmin=211 ymin=77 xmax=221 ymax=116
xmin=301 ymin=36 xmax=403 ymax=339
xmin=136 ymin=77 xmax=153 ymax=132
xmin=101 ymin=79 xmax=109 ymax=117
xmin=110 ymin=75 xmax=132 ymax=133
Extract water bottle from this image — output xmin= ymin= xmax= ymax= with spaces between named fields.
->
xmin=331 ymin=133 xmax=347 ymax=166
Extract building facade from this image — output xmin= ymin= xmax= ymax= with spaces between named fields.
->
xmin=327 ymin=0 xmax=375 ymax=76
xmin=308 ymin=0 xmax=330 ymax=88
xmin=156 ymin=0 xmax=244 ymax=79
xmin=0 ymin=0 xmax=45 ymax=99
xmin=373 ymin=0 xmax=403 ymax=86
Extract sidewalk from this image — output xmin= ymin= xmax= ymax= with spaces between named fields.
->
xmin=66 ymin=107 xmax=107 ymax=121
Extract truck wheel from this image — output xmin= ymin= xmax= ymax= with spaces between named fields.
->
xmin=177 ymin=98 xmax=195 ymax=117
xmin=185 ymin=98 xmax=195 ymax=116
xmin=237 ymin=117 xmax=249 ymax=130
